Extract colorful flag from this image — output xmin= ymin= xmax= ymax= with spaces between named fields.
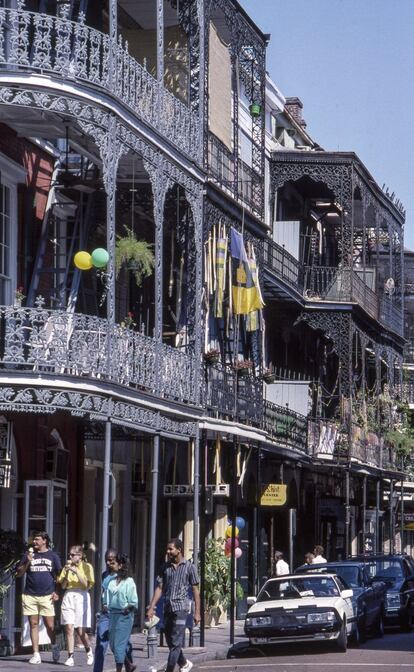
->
xmin=214 ymin=224 xmax=227 ymax=318
xmin=230 ymin=227 xmax=264 ymax=315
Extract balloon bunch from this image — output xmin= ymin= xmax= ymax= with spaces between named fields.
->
xmin=74 ymin=248 xmax=109 ymax=271
xmin=224 ymin=516 xmax=245 ymax=559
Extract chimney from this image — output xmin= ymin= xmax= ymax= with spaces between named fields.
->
xmin=285 ymin=96 xmax=307 ymax=128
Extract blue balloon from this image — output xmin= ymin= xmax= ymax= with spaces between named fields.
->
xmin=236 ymin=516 xmax=246 ymax=530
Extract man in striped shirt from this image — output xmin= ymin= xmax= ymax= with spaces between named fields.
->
xmin=146 ymin=539 xmax=200 ymax=672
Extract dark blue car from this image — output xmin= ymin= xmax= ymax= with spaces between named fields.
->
xmin=296 ymin=561 xmax=386 ymax=643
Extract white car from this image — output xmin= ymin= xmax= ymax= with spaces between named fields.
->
xmin=244 ymin=573 xmax=355 ymax=652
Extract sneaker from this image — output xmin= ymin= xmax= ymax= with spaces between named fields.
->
xmin=29 ymin=653 xmax=41 ymax=665
xmin=180 ymin=661 xmax=193 ymax=672
xmin=52 ymin=645 xmax=60 ymax=663
xmin=64 ymin=656 xmax=75 ymax=667
xmin=86 ymin=650 xmax=94 ymax=666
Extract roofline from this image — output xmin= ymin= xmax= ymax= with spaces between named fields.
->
xmin=230 ymin=0 xmax=269 ymax=44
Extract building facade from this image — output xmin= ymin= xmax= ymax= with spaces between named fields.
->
xmin=0 ymin=0 xmax=409 ymax=648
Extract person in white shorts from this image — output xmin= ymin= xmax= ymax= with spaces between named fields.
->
xmin=58 ymin=545 xmax=95 ymax=666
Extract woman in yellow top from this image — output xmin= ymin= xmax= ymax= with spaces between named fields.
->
xmin=58 ymin=545 xmax=95 ymax=667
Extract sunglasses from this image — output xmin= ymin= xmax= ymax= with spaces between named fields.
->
xmin=69 ymin=553 xmax=80 ymax=557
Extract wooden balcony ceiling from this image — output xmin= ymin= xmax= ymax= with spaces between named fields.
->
xmin=0 ymin=108 xmax=101 ymax=164
xmin=119 ymin=0 xmax=179 ymax=29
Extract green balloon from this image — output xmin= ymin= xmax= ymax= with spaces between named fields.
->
xmin=91 ymin=248 xmax=109 ymax=268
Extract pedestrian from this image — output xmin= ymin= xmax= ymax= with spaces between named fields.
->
xmin=94 ymin=549 xmax=135 ymax=672
xmin=274 ymin=551 xmax=290 ymax=576
xmin=58 ymin=544 xmax=95 ymax=666
xmin=104 ymin=554 xmax=138 ymax=672
xmin=16 ymin=530 xmax=62 ymax=665
xmin=312 ymin=545 xmax=327 ymax=564
xmin=304 ymin=552 xmax=315 ymax=565
xmin=146 ymin=538 xmax=201 ymax=672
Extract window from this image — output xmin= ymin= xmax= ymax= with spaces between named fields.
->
xmin=0 ymin=153 xmax=27 ymax=304
xmin=0 ymin=183 xmax=11 ymax=303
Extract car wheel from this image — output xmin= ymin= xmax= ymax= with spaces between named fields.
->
xmin=358 ymin=612 xmax=367 ymax=643
xmin=350 ymin=620 xmax=360 ymax=647
xmin=400 ymin=612 xmax=412 ymax=633
xmin=376 ymin=609 xmax=385 ymax=638
xmin=336 ymin=618 xmax=348 ymax=652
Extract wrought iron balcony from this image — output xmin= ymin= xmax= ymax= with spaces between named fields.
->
xmin=303 ymin=266 xmax=378 ymax=318
xmin=263 ymin=400 xmax=308 ymax=454
xmin=0 ymin=306 xmax=199 ymax=406
xmin=262 ymin=238 xmax=302 ymax=290
xmin=0 ymin=5 xmax=199 ymax=161
xmin=308 ymin=418 xmax=404 ymax=472
xmin=206 ymin=364 xmax=263 ymax=425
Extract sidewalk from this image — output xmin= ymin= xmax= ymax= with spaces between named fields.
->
xmin=0 ymin=621 xmax=247 ymax=671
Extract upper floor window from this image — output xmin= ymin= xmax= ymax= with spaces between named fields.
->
xmin=0 ymin=153 xmax=26 ymax=305
xmin=0 ymin=182 xmax=11 ymax=304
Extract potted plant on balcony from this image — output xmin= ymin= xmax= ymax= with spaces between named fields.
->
xmin=233 ymin=359 xmax=253 ymax=377
xmin=204 ymin=348 xmax=221 ymax=365
xmin=262 ymin=368 xmax=276 ymax=384
xmin=115 ymin=226 xmax=155 ymax=286
xmin=14 ymin=286 xmax=25 ymax=308
xmin=204 ymin=538 xmax=244 ymax=627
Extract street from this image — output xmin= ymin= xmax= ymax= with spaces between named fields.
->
xmin=193 ymin=630 xmax=414 ymax=671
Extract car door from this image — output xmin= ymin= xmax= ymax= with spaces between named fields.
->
xmin=336 ymin=577 xmax=355 ymax=632
xmin=402 ymin=560 xmax=414 ymax=618
xmin=363 ymin=566 xmax=380 ymax=627
xmin=360 ymin=567 xmax=374 ymax=628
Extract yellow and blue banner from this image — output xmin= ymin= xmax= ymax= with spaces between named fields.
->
xmin=230 ymin=227 xmax=264 ymax=315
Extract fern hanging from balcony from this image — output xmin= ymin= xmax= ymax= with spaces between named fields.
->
xmin=115 ymin=226 xmax=155 ymax=286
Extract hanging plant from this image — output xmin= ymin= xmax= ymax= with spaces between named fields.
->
xmin=115 ymin=226 xmax=155 ymax=286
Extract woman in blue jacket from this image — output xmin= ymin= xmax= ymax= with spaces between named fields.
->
xmin=103 ymin=554 xmax=138 ymax=672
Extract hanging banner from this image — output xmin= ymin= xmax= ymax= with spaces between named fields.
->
xmin=260 ymin=483 xmax=287 ymax=506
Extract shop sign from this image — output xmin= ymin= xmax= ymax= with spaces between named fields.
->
xmin=400 ymin=512 xmax=414 ymax=530
xmin=260 ymin=483 xmax=287 ymax=506
xmin=163 ymin=484 xmax=230 ymax=496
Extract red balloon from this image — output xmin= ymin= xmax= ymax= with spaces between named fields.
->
xmin=225 ymin=538 xmax=240 ymax=551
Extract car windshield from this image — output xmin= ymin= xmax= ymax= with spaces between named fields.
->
xmin=257 ymin=576 xmax=340 ymax=602
xmin=327 ymin=566 xmax=360 ymax=588
xmin=365 ymin=560 xmax=403 ymax=581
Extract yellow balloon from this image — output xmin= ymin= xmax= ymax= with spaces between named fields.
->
xmin=225 ymin=526 xmax=239 ymax=538
xmin=74 ymin=251 xmax=93 ymax=270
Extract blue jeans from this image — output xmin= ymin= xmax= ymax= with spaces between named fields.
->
xmin=93 ymin=612 xmax=133 ymax=672
xmin=164 ymin=609 xmax=188 ymax=672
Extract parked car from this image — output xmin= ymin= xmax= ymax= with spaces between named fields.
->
xmin=296 ymin=561 xmax=386 ymax=643
xmin=244 ymin=573 xmax=355 ymax=652
xmin=352 ymin=554 xmax=414 ymax=631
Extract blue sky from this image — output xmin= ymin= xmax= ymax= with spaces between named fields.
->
xmin=240 ymin=0 xmax=414 ymax=248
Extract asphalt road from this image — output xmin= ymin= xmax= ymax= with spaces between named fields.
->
xmin=193 ymin=629 xmax=414 ymax=671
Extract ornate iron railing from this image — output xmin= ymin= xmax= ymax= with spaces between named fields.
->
xmin=238 ymin=159 xmax=262 ymax=217
xmin=263 ymin=401 xmax=308 ymax=453
xmin=379 ymin=297 xmax=404 ymax=337
xmin=0 ymin=6 xmax=199 ymax=161
xmin=262 ymin=238 xmax=302 ymax=289
xmin=303 ymin=266 xmax=379 ymax=320
xmin=308 ymin=418 xmax=404 ymax=472
xmin=0 ymin=306 xmax=199 ymax=406
xmin=205 ymin=364 xmax=263 ymax=425
xmin=208 ymin=133 xmax=235 ymax=191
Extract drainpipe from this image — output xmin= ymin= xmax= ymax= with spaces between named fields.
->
xmin=101 ymin=420 xmax=112 ymax=574
xmin=389 ymin=479 xmax=394 ymax=554
xmin=362 ymin=474 xmax=367 ymax=553
xmin=345 ymin=470 xmax=350 ymax=558
xmin=400 ymin=478 xmax=405 ymax=553
xmin=376 ymin=479 xmax=381 ymax=553
xmin=147 ymin=433 xmax=160 ymax=659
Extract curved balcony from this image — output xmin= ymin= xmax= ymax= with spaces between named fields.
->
xmin=263 ymin=400 xmax=308 ymax=454
xmin=0 ymin=6 xmax=199 ymax=162
xmin=0 ymin=306 xmax=199 ymax=407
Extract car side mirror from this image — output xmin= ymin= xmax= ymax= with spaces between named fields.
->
xmin=341 ymin=589 xmax=353 ymax=599
xmin=247 ymin=596 xmax=257 ymax=606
